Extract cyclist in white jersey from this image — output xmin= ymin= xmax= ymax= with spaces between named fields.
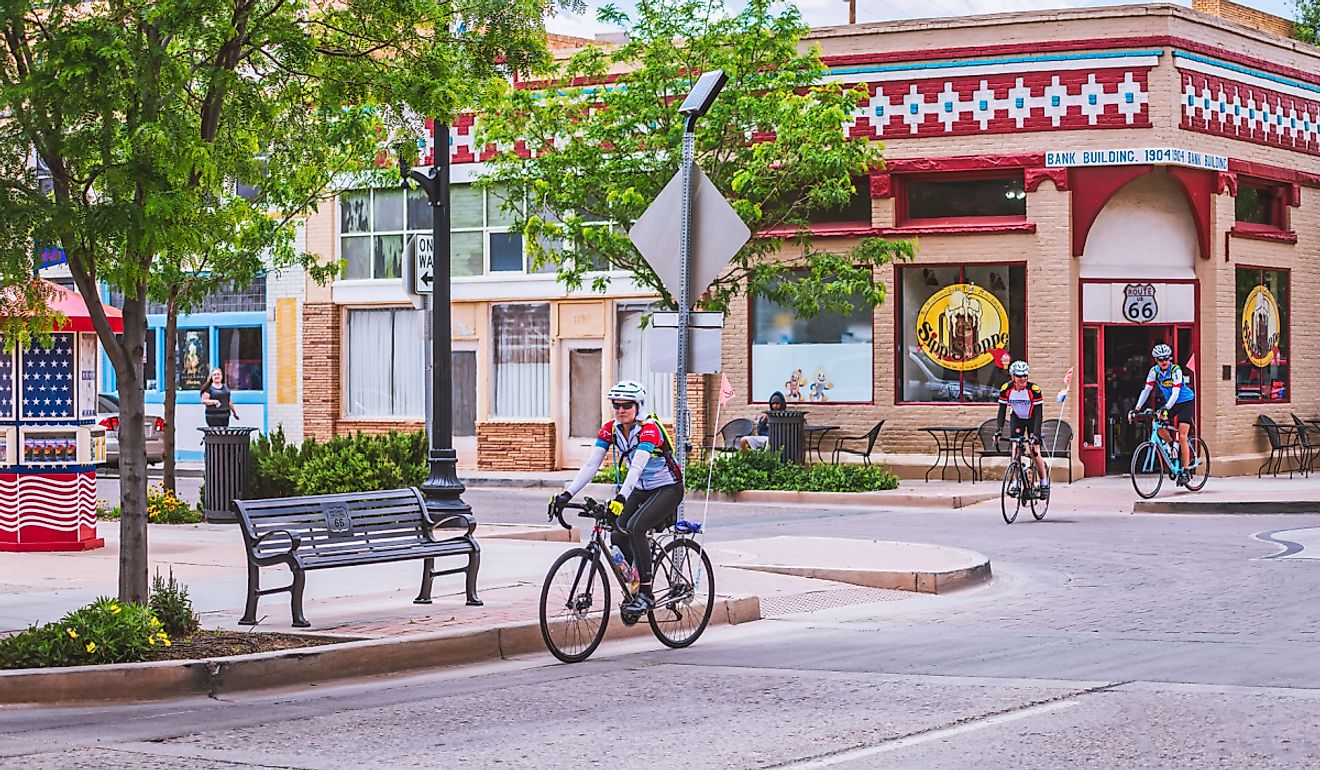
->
xmin=994 ymin=360 xmax=1049 ymax=496
xmin=1130 ymin=344 xmax=1196 ymax=485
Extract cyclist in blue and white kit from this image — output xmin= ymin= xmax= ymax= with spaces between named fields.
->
xmin=1130 ymin=344 xmax=1196 ymax=485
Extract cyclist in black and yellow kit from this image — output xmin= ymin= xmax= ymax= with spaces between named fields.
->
xmin=994 ymin=360 xmax=1049 ymax=497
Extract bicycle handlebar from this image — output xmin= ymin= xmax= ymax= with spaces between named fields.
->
xmin=547 ymin=496 xmax=608 ymax=531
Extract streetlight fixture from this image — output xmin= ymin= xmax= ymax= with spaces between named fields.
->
xmin=400 ymin=121 xmax=482 ymax=607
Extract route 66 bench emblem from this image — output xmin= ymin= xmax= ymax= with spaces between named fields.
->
xmin=323 ymin=502 xmax=353 ymax=535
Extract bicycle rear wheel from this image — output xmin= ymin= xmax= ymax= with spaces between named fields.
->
xmin=648 ymin=539 xmax=715 ymax=648
xmin=1184 ymin=436 xmax=1211 ymax=491
xmin=539 ymin=548 xmax=610 ymax=663
xmin=1030 ymin=462 xmax=1050 ymax=521
xmin=1001 ymin=461 xmax=1023 ymax=524
xmin=1130 ymin=441 xmax=1164 ymax=499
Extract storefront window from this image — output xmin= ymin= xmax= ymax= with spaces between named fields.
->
xmin=904 ymin=175 xmax=1027 ymax=221
xmin=897 ymin=264 xmax=1027 ymax=403
xmin=345 ymin=309 xmax=424 ymax=417
xmin=219 ymin=327 xmax=264 ymax=391
xmin=144 ymin=331 xmax=158 ymax=391
xmin=751 ymin=277 xmax=873 ymax=403
xmin=492 ymin=303 xmax=550 ymax=417
xmin=340 ymin=189 xmax=432 ymax=280
xmin=176 ymin=329 xmax=210 ymax=391
xmin=1236 ymin=267 xmax=1289 ymax=403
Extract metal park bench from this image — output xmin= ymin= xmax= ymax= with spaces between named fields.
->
xmin=233 ymin=487 xmax=481 ymax=628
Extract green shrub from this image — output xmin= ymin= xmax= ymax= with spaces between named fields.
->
xmin=0 ymin=597 xmax=169 ymax=669
xmin=692 ymin=450 xmax=898 ymax=494
xmin=149 ymin=568 xmax=200 ymax=637
xmin=247 ymin=428 xmax=428 ymax=498
xmin=592 ymin=464 xmax=623 ymax=485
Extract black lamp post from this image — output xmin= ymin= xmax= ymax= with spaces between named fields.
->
xmin=403 ymin=121 xmax=481 ymax=606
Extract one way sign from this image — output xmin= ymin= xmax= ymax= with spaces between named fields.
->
xmin=406 ymin=234 xmax=434 ymax=295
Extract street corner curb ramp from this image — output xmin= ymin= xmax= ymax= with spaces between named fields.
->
xmin=0 ymin=596 xmax=761 ymax=707
xmin=713 ymin=536 xmax=992 ymax=594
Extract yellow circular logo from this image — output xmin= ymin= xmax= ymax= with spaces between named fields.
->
xmin=916 ymin=283 xmax=1010 ymax=372
xmin=1241 ymin=285 xmax=1280 ymax=368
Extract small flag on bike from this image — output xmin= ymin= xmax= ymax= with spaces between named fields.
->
xmin=1057 ymin=367 xmax=1073 ymax=403
xmin=718 ymin=373 xmax=736 ymax=406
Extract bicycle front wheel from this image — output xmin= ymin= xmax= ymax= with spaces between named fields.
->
xmin=1030 ymin=462 xmax=1050 ymax=521
xmin=1001 ymin=461 xmax=1023 ymax=524
xmin=539 ymin=548 xmax=611 ymax=663
xmin=648 ymin=539 xmax=715 ymax=648
xmin=1130 ymin=441 xmax=1164 ymax=499
xmin=1184 ymin=437 xmax=1211 ymax=491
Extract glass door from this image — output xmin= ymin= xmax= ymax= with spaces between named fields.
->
xmin=1080 ymin=326 xmax=1106 ymax=477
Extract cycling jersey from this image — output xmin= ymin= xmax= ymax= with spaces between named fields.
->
xmin=1137 ymin=364 xmax=1195 ymax=411
xmin=594 ymin=418 xmax=681 ymax=491
xmin=996 ymin=381 xmax=1043 ymax=437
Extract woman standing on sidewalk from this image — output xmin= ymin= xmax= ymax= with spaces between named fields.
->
xmin=200 ymin=368 xmax=239 ymax=427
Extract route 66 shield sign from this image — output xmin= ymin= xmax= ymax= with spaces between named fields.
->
xmin=1122 ymin=283 xmax=1158 ymax=323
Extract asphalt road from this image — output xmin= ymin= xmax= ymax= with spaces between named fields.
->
xmin=5 ymin=485 xmax=1320 ymax=768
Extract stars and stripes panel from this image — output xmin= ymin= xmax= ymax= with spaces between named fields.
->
xmin=20 ymin=334 xmax=74 ymax=420
xmin=0 ymin=472 xmax=99 ymax=550
xmin=0 ymin=341 xmax=12 ymax=420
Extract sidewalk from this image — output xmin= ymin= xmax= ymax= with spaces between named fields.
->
xmin=0 ymin=520 xmax=989 ymax=704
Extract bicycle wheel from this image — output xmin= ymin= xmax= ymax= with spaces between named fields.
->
xmin=539 ymin=548 xmax=611 ymax=663
xmin=1130 ymin=441 xmax=1165 ymax=499
xmin=1001 ymin=461 xmax=1023 ymax=524
xmin=1183 ymin=437 xmax=1211 ymax=491
xmin=1030 ymin=461 xmax=1050 ymax=521
xmin=648 ymin=539 xmax=715 ymax=648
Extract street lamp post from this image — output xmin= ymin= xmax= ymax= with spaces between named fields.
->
xmin=404 ymin=121 xmax=481 ymax=607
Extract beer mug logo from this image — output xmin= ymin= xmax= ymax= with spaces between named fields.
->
xmin=916 ymin=283 xmax=1010 ymax=372
xmin=1241 ymin=285 xmax=1280 ymax=368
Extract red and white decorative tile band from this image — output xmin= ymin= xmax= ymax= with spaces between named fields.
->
xmin=1178 ymin=52 xmax=1320 ymax=156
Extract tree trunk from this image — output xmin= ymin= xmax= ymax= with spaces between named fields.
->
xmin=162 ymin=289 xmax=178 ymax=492
xmin=115 ymin=288 xmax=152 ymax=604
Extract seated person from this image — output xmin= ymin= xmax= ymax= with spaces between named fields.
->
xmin=739 ymin=391 xmax=788 ymax=452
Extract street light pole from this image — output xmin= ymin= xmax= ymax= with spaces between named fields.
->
xmin=406 ymin=121 xmax=481 ymax=606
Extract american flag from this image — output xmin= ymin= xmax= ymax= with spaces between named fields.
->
xmin=21 ymin=334 xmax=73 ymax=420
xmin=0 ymin=338 xmax=12 ymax=419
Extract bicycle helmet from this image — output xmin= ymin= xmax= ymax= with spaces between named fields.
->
xmin=606 ymin=379 xmax=647 ymax=411
xmin=1151 ymin=344 xmax=1173 ymax=360
xmin=1008 ymin=360 xmax=1030 ymax=377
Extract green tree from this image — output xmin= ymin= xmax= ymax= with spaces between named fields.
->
xmin=1295 ymin=0 xmax=1319 ymax=45
xmin=478 ymin=0 xmax=914 ymax=319
xmin=0 ymin=0 xmax=567 ymax=602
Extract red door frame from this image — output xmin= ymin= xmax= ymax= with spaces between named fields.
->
xmin=1077 ymin=279 xmax=1200 ymax=478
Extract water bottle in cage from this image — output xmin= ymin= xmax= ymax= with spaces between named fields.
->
xmin=610 ymin=545 xmax=638 ymax=589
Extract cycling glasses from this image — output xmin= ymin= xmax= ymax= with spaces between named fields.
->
xmin=1154 ymin=356 xmax=1171 ymax=363
xmin=611 ymin=401 xmax=638 ymax=410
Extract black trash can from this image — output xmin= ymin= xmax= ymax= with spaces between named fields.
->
xmin=766 ymin=410 xmax=807 ymax=465
xmin=199 ymin=426 xmax=257 ymax=523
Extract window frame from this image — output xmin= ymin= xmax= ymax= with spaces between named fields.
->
xmin=339 ymin=188 xmax=430 ymax=281
xmin=893 ymin=261 xmax=1029 ymax=406
xmin=342 ymin=306 xmax=425 ymax=419
xmin=1231 ymin=177 xmax=1294 ymax=243
xmin=451 ymin=184 xmax=539 ymax=275
xmin=746 ymin=271 xmax=877 ymax=406
xmin=1234 ymin=264 xmax=1290 ymax=405
xmin=895 ymin=170 xmax=1029 ymax=228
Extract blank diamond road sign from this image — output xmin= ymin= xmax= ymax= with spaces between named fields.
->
xmin=629 ymin=164 xmax=750 ymax=302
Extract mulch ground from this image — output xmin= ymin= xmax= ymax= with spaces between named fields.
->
xmin=151 ymin=629 xmax=348 ymax=661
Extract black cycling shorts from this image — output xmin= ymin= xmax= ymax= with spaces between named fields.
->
xmin=1167 ymin=400 xmax=1195 ymax=426
xmin=1008 ymin=415 xmax=1040 ymax=442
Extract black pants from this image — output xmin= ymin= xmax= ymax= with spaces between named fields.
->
xmin=205 ymin=413 xmax=230 ymax=428
xmin=611 ymin=484 xmax=683 ymax=584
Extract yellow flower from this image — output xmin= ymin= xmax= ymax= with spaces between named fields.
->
xmin=85 ymin=641 xmax=96 ymax=653
xmin=150 ymin=618 xmax=162 ymax=627
xmin=147 ymin=636 xmax=156 ymax=646
xmin=109 ymin=604 xmax=121 ymax=615
xmin=66 ymin=628 xmax=78 ymax=639
xmin=163 ymin=638 xmax=172 ymax=647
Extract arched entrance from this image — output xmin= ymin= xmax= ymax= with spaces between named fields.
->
xmin=1076 ymin=169 xmax=1202 ymax=477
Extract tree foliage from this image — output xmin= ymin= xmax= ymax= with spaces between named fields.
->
xmin=1295 ymin=0 xmax=1320 ymax=45
xmin=478 ymin=0 xmax=914 ymax=318
xmin=0 ymin=0 xmax=564 ymax=601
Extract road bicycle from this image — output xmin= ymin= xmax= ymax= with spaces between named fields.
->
xmin=997 ymin=434 xmax=1049 ymax=524
xmin=1128 ymin=409 xmax=1210 ymax=499
xmin=540 ymin=496 xmax=715 ymax=664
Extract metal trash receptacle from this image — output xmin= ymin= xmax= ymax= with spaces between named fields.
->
xmin=199 ymin=427 xmax=257 ymax=523
xmin=766 ymin=410 xmax=807 ymax=465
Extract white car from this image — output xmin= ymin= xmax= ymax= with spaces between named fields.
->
xmin=97 ymin=393 xmax=166 ymax=465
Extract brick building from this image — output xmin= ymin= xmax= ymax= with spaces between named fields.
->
xmin=301 ymin=2 xmax=1320 ymax=479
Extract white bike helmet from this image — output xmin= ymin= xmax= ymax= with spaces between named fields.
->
xmin=1151 ymin=344 xmax=1173 ymax=360
xmin=606 ymin=379 xmax=647 ymax=412
xmin=1008 ymin=360 xmax=1030 ymax=377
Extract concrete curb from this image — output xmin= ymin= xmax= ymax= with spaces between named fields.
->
xmin=0 ymin=596 xmax=761 ymax=706
xmin=726 ymin=557 xmax=992 ymax=594
xmin=700 ymin=489 xmax=999 ymax=509
xmin=1133 ymin=499 xmax=1320 ymax=514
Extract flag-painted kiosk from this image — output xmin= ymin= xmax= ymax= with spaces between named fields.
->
xmin=0 ymin=281 xmax=116 ymax=551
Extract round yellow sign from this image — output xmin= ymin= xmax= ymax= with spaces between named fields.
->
xmin=1241 ymin=285 xmax=1280 ymax=368
xmin=916 ymin=283 xmax=1010 ymax=372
